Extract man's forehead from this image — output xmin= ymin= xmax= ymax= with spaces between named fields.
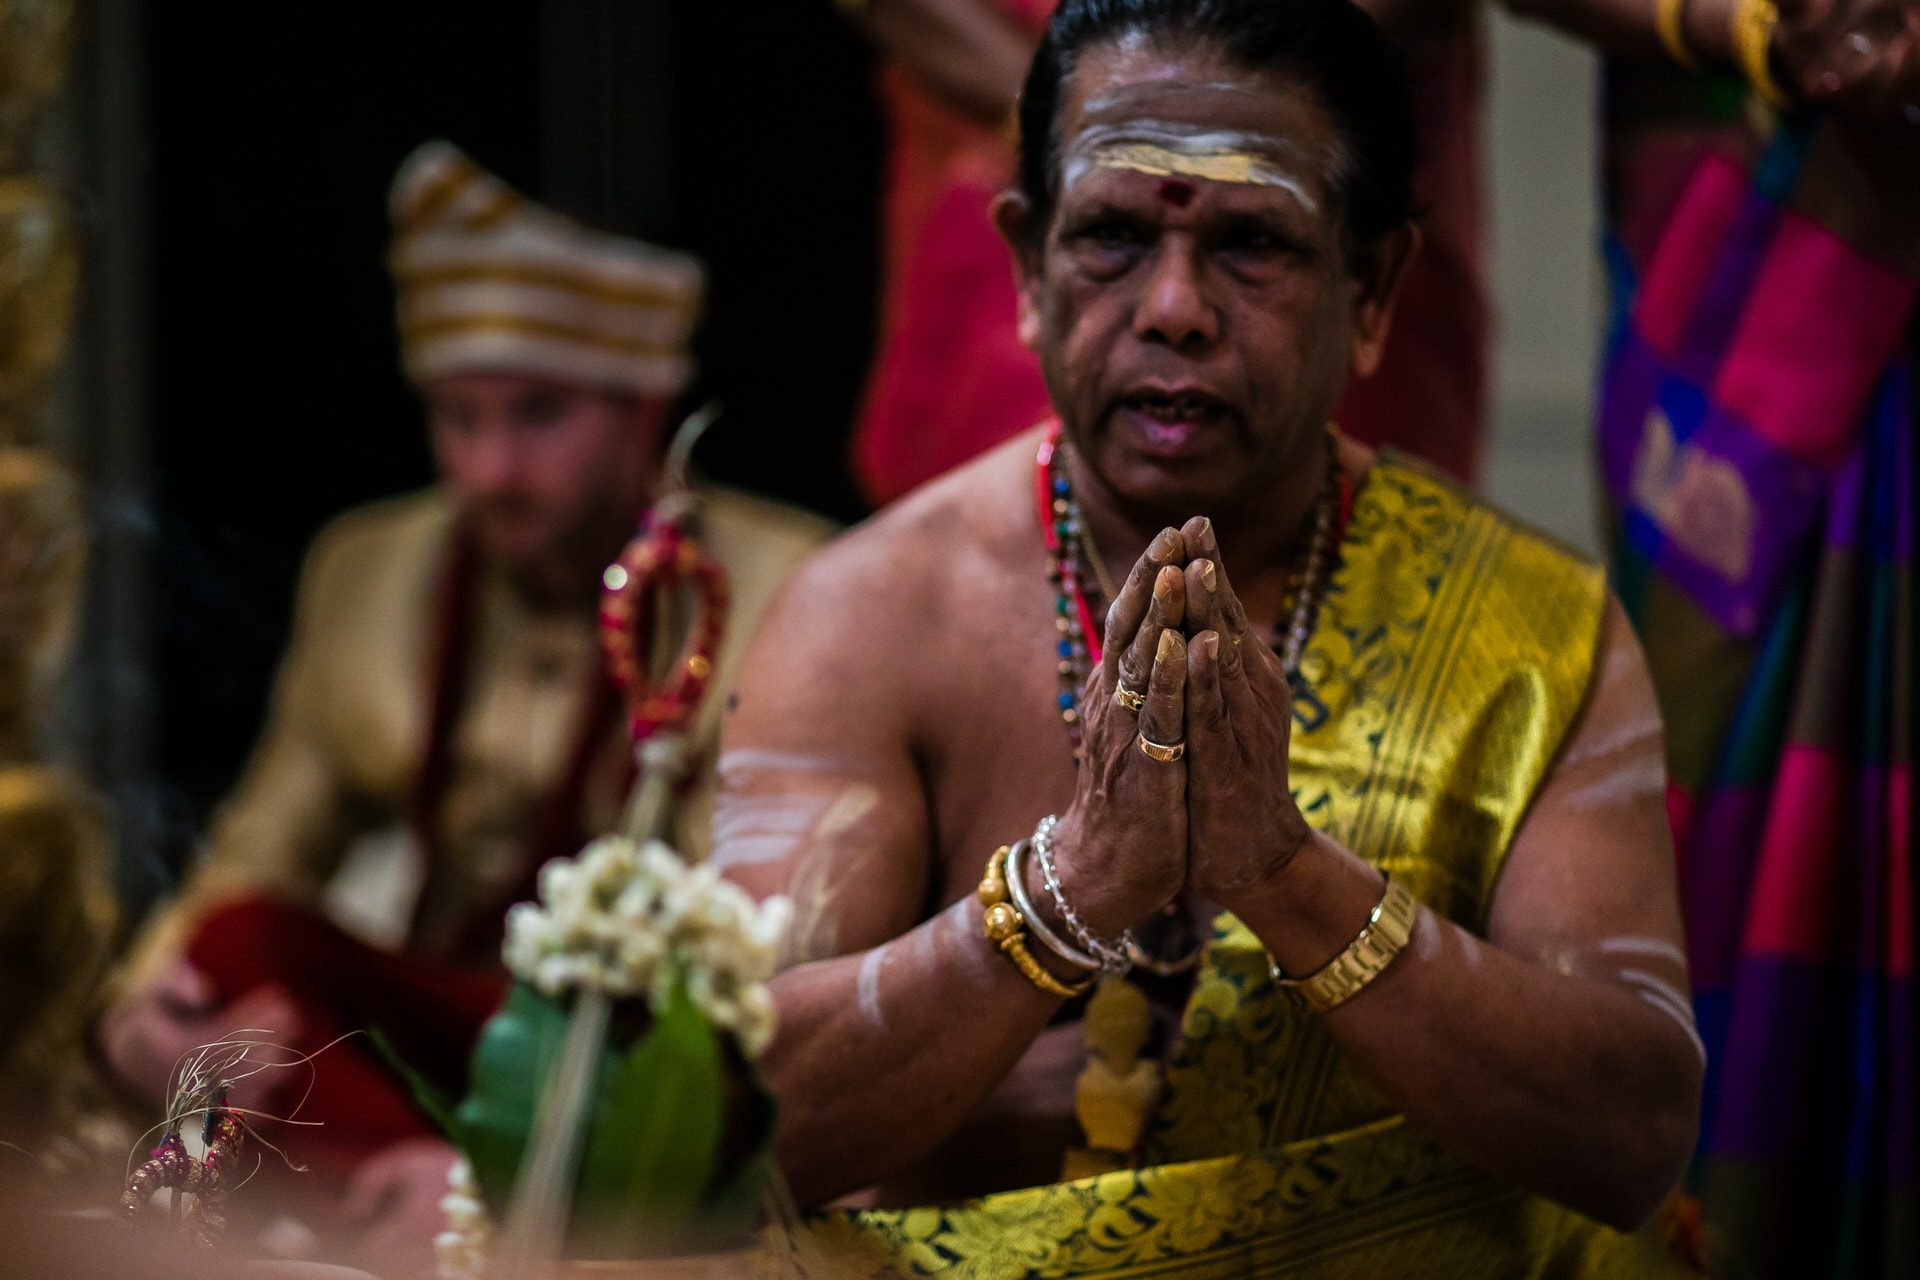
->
xmin=1058 ymin=41 xmax=1335 ymax=165
xmin=1052 ymin=44 xmax=1339 ymax=215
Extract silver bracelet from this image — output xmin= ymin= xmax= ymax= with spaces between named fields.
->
xmin=1005 ymin=839 xmax=1102 ymax=976
xmin=1032 ymin=814 xmax=1134 ymax=975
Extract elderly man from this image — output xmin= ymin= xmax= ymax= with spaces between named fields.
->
xmin=96 ymin=142 xmax=828 ymax=1247
xmin=719 ymin=0 xmax=1703 ymax=1273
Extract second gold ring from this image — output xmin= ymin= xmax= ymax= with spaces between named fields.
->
xmin=1138 ymin=733 xmax=1185 ymax=763
xmin=1114 ymin=685 xmax=1146 ymax=714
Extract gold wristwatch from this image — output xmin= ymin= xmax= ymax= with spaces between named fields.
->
xmin=1271 ymin=874 xmax=1419 ymax=1013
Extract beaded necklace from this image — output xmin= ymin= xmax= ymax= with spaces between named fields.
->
xmin=1034 ymin=422 xmax=1346 ymax=764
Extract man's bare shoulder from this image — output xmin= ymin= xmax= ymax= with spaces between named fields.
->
xmin=777 ymin=429 xmax=1044 ymax=627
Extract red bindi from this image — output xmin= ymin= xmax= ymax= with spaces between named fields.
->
xmin=1156 ymin=178 xmax=1195 ymax=208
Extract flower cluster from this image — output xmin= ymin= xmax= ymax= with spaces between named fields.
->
xmin=433 ymin=1157 xmax=491 ymax=1280
xmin=502 ymin=837 xmax=791 ymax=1058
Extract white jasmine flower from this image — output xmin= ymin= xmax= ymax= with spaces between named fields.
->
xmin=436 ymin=1158 xmax=492 ymax=1280
xmin=501 ymin=836 xmax=792 ymax=1057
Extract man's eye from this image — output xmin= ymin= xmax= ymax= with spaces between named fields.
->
xmin=516 ymin=393 xmax=568 ymax=426
xmin=429 ymin=405 xmax=475 ymax=433
xmin=1067 ymin=218 xmax=1147 ymax=249
xmin=1220 ymin=228 xmax=1291 ymax=256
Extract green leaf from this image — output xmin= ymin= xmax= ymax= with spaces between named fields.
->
xmin=453 ymin=983 xmax=574 ymax=1215
xmin=446 ymin=979 xmax=774 ymax=1251
xmin=573 ymin=982 xmax=726 ymax=1250
xmin=363 ymin=1025 xmax=460 ymax=1140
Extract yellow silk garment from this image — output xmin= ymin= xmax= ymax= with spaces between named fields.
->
xmin=777 ymin=458 xmax=1696 ymax=1278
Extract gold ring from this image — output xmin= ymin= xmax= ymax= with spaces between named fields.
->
xmin=1137 ymin=733 xmax=1185 ymax=763
xmin=1114 ymin=685 xmax=1146 ymax=714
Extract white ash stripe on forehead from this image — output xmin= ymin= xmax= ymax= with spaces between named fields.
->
xmin=1080 ymin=81 xmax=1273 ymax=112
xmin=1060 ymin=121 xmax=1322 ymax=212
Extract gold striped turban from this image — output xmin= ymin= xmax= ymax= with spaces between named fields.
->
xmin=389 ymin=141 xmax=704 ymax=397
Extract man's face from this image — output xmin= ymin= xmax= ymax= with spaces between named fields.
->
xmin=424 ymin=372 xmax=661 ymax=570
xmin=1001 ymin=39 xmax=1409 ymax=517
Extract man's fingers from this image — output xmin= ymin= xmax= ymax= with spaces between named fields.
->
xmin=1117 ymin=565 xmax=1184 ymax=698
xmin=154 ymin=958 xmax=215 ymax=1014
xmin=1180 ymin=517 xmax=1252 ymax=650
xmin=1100 ymin=527 xmax=1184 ymax=681
xmin=1188 ymin=630 xmax=1229 ymax=740
xmin=212 ymin=985 xmax=305 ymax=1049
xmin=1138 ymin=628 xmax=1188 ymax=753
xmin=1184 ymin=557 xmax=1219 ymax=640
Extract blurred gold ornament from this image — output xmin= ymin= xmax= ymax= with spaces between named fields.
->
xmin=0 ymin=0 xmax=76 ymax=165
xmin=0 ymin=179 xmax=79 ymax=438
xmin=0 ymin=762 xmax=120 ymax=1174
xmin=0 ymin=445 xmax=83 ymax=761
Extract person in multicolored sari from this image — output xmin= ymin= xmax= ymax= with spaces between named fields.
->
xmin=717 ymin=1 xmax=1706 ymax=1274
xmin=1572 ymin=0 xmax=1919 ymax=1273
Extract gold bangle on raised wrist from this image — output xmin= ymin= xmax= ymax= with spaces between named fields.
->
xmin=978 ymin=844 xmax=1094 ymax=999
xmin=1656 ymin=0 xmax=1702 ymax=72
xmin=1730 ymin=0 xmax=1790 ymax=108
xmin=1270 ymin=874 xmax=1419 ymax=1014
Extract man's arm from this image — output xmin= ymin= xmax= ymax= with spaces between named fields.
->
xmin=1502 ymin=0 xmax=1920 ymax=119
xmin=719 ymin=524 xmax=1193 ymax=1207
xmin=120 ymin=531 xmax=373 ymax=983
xmin=99 ymin=530 xmax=373 ymax=1102
xmin=714 ymin=539 xmax=1066 ymax=1207
xmin=1222 ymin=599 xmax=1701 ymax=1230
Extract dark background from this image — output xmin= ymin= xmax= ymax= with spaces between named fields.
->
xmin=133 ymin=2 xmax=881 ymax=897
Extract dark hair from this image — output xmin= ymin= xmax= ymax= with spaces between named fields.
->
xmin=1014 ymin=0 xmax=1416 ymax=270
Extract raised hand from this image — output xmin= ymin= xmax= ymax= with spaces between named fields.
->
xmin=1175 ymin=516 xmax=1312 ymax=905
xmin=1772 ymin=0 xmax=1920 ymax=121
xmin=1046 ymin=528 xmax=1191 ymax=941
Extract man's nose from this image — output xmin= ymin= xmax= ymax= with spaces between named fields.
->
xmin=464 ymin=427 xmax=525 ymax=491
xmin=1132 ymin=243 xmax=1219 ymax=351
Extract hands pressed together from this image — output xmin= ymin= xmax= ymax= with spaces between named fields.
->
xmin=1049 ymin=517 xmax=1313 ymax=941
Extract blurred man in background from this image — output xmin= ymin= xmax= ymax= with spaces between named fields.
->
xmin=93 ymin=141 xmax=829 ymax=1268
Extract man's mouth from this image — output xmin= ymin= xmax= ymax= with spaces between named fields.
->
xmin=1115 ymin=389 xmax=1231 ymax=455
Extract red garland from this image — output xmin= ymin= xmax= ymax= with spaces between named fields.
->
xmin=598 ymin=520 xmax=730 ymax=743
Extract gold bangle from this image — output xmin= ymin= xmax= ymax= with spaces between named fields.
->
xmin=979 ymin=845 xmax=1093 ymax=999
xmin=1655 ymin=0 xmax=1701 ymax=72
xmin=1730 ymin=0 xmax=1790 ymax=108
xmin=1270 ymin=874 xmax=1419 ymax=1014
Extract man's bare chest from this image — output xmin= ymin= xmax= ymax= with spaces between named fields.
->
xmin=919 ymin=595 xmax=1087 ymax=903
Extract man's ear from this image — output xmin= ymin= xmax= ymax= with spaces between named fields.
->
xmin=991 ymin=189 xmax=1046 ymax=352
xmin=1348 ymin=221 xmax=1420 ymax=381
